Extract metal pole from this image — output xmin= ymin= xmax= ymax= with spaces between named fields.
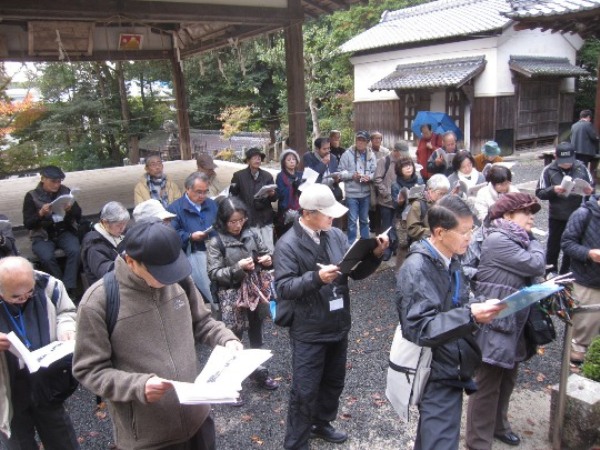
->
xmin=551 ymin=304 xmax=600 ymax=450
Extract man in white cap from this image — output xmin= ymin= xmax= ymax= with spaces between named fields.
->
xmin=274 ymin=183 xmax=388 ymax=449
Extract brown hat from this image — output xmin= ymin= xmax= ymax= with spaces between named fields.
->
xmin=196 ymin=153 xmax=217 ymax=170
xmin=489 ymin=192 xmax=541 ymax=220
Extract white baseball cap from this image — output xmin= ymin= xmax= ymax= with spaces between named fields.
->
xmin=299 ymin=184 xmax=348 ymax=218
xmin=133 ymin=199 xmax=176 ymax=222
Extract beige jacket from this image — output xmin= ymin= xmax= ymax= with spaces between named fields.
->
xmin=133 ymin=175 xmax=182 ymax=206
xmin=73 ymin=257 xmax=238 ymax=450
xmin=373 ymin=154 xmax=400 ymax=208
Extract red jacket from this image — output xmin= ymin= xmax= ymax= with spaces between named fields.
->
xmin=416 ymin=133 xmax=443 ymax=180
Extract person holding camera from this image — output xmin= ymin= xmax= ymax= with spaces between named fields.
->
xmin=339 ymin=131 xmax=378 ymax=244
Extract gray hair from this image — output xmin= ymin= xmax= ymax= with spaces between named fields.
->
xmin=0 ymin=256 xmax=34 ymax=295
xmin=184 ymin=171 xmax=210 ymax=190
xmin=427 ymin=174 xmax=450 ymax=191
xmin=145 ymin=155 xmax=162 ymax=167
xmin=442 ymin=131 xmax=457 ymax=142
xmin=100 ymin=201 xmax=130 ymax=223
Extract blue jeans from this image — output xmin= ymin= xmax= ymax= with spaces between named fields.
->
xmin=32 ymin=232 xmax=80 ymax=290
xmin=346 ymin=196 xmax=370 ymax=244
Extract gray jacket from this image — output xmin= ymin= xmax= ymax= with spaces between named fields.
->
xmin=338 ymin=146 xmax=377 ymax=198
xmin=571 ymin=119 xmax=599 ymax=156
xmin=474 ymin=227 xmax=546 ymax=368
xmin=206 ymin=229 xmax=270 ymax=289
xmin=373 ymin=154 xmax=398 ymax=208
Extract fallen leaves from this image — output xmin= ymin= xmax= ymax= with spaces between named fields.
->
xmin=250 ymin=435 xmax=264 ymax=446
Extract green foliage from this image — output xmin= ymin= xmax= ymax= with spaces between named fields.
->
xmin=575 ymin=38 xmax=599 ymax=115
xmin=582 ymin=336 xmax=600 ymax=382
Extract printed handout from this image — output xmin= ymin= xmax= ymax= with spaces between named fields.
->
xmin=6 ymin=331 xmax=75 ymax=373
xmin=170 ymin=346 xmax=273 ymax=404
xmin=253 ymin=184 xmax=278 ymax=199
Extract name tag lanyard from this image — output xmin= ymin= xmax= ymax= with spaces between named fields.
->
xmin=1 ymin=301 xmax=32 ymax=349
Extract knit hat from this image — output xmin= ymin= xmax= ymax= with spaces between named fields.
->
xmin=489 ymin=192 xmax=541 ymax=220
xmin=482 ymin=141 xmax=501 ymax=157
xmin=280 ymin=149 xmax=300 ymax=164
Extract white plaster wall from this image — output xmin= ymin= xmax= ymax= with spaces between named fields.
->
xmin=350 ymin=26 xmax=584 ymax=103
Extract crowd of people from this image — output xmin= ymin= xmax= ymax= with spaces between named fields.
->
xmin=0 ymin=113 xmax=598 ymax=450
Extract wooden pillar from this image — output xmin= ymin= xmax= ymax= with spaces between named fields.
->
xmin=171 ymin=53 xmax=192 ymax=160
xmin=595 ymin=56 xmax=600 ymax=132
xmin=284 ymin=0 xmax=307 ymax=157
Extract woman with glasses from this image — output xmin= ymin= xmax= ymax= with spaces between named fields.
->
xmin=466 ymin=193 xmax=546 ymax=450
xmin=81 ymin=201 xmax=130 ymax=287
xmin=167 ymin=172 xmax=218 ymax=310
xmin=206 ymin=198 xmax=279 ymax=404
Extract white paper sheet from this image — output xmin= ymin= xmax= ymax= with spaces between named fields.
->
xmin=298 ymin=167 xmax=320 ymax=191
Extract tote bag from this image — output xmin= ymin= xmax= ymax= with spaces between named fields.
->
xmin=386 ymin=324 xmax=432 ymax=422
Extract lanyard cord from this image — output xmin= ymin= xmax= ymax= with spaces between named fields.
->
xmin=421 ymin=240 xmax=461 ymax=307
xmin=1 ymin=301 xmax=32 ymax=349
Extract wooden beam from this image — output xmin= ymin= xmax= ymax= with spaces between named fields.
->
xmin=179 ymin=25 xmax=281 ymax=57
xmin=3 ymin=49 xmax=172 ymax=62
xmin=284 ymin=0 xmax=307 ymax=156
xmin=0 ymin=0 xmax=291 ymax=25
xmin=327 ymin=0 xmax=349 ymax=8
xmin=301 ymin=0 xmax=331 ymax=14
xmin=171 ymin=52 xmax=192 ymax=160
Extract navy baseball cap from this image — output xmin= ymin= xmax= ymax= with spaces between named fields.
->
xmin=123 ymin=219 xmax=191 ymax=285
xmin=555 ymin=142 xmax=575 ymax=164
xmin=355 ymin=130 xmax=370 ymax=141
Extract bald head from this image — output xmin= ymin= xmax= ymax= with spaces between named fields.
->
xmin=0 ymin=257 xmax=36 ymax=305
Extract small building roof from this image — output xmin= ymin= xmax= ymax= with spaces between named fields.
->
xmin=340 ymin=0 xmax=512 ymax=54
xmin=508 ymin=55 xmax=589 ymax=77
xmin=370 ymin=55 xmax=487 ymax=91
xmin=503 ymin=0 xmax=600 ymax=38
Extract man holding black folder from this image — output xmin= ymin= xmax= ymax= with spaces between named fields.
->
xmin=274 ymin=183 xmax=388 ymax=450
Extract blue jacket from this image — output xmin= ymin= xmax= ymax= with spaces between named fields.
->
xmin=561 ymin=196 xmax=600 ymax=288
xmin=168 ymin=194 xmax=218 ymax=252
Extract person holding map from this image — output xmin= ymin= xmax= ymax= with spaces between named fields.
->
xmin=466 ymin=193 xmax=546 ymax=449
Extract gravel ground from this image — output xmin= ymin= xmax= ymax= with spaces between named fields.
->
xmin=5 ymin=156 xmax=574 ymax=450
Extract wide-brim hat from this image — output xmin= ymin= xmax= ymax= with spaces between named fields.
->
xmin=123 ymin=219 xmax=191 ymax=285
xmin=244 ymin=147 xmax=266 ymax=162
xmin=489 ymin=192 xmax=541 ymax=220
xmin=299 ymin=183 xmax=348 ymax=218
xmin=555 ymin=142 xmax=575 ymax=165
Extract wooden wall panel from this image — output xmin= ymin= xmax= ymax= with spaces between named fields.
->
xmin=559 ymin=93 xmax=576 ymax=123
xmin=353 ymin=100 xmax=402 ymax=148
xmin=471 ymin=97 xmax=495 ymax=152
xmin=496 ymin=96 xmax=515 ymax=130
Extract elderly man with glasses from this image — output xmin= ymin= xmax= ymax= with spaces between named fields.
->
xmin=22 ymin=166 xmax=82 ymax=298
xmin=168 ymin=172 xmax=219 ymax=310
xmin=0 ymin=256 xmax=78 ymax=450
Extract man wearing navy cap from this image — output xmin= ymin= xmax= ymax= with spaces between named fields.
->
xmin=73 ymin=219 xmax=241 ymax=450
xmin=536 ymin=142 xmax=594 ymax=274
xmin=22 ymin=166 xmax=82 ymax=297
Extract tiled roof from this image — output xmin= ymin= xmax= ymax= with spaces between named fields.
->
xmin=370 ymin=56 xmax=486 ymax=91
xmin=504 ymin=0 xmax=600 ymax=18
xmin=509 ymin=55 xmax=589 ymax=77
xmin=340 ymin=0 xmax=511 ymax=54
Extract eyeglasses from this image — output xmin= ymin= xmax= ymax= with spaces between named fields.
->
xmin=190 ymin=190 xmax=210 ymax=196
xmin=445 ymin=227 xmax=476 ymax=238
xmin=9 ymin=288 xmax=34 ymax=302
xmin=227 ymin=217 xmax=247 ymax=226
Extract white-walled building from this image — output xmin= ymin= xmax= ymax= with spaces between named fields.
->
xmin=340 ymin=0 xmax=588 ymax=152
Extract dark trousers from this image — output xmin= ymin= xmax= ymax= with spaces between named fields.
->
xmin=160 ymin=415 xmax=216 ymax=450
xmin=32 ymin=232 xmax=80 ymax=290
xmin=379 ymin=206 xmax=398 ymax=244
xmin=284 ymin=337 xmax=348 ymax=450
xmin=546 ymin=218 xmax=570 ymax=274
xmin=414 ymin=381 xmax=463 ymax=450
xmin=575 ymin=153 xmax=598 ymax=178
xmin=232 ymin=308 xmax=264 ymax=349
xmin=4 ymin=400 xmax=79 ymax=450
xmin=466 ymin=363 xmax=519 ymax=450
